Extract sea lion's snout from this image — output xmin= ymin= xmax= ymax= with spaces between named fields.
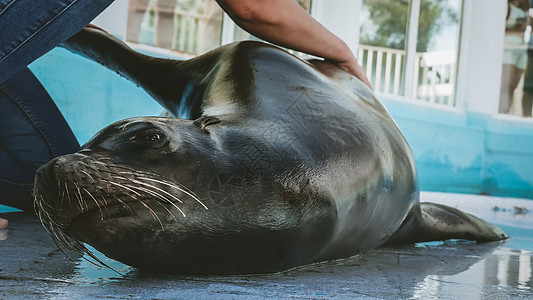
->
xmin=34 ymin=153 xmax=103 ymax=227
xmin=33 ymin=145 xmax=209 ymax=262
xmin=34 ymin=159 xmax=64 ymax=219
xmin=34 ymin=159 xmax=59 ymax=198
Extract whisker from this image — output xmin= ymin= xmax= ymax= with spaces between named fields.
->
xmin=106 ymin=180 xmax=165 ymax=230
xmin=100 ymin=195 xmax=109 ymax=206
xmin=125 ymin=184 xmax=185 ymax=219
xmin=83 ymin=188 xmax=105 ymax=221
xmin=57 ymin=177 xmax=62 ymax=201
xmin=112 ymin=195 xmax=133 ymax=215
xmin=135 ymin=198 xmax=165 ymax=230
xmin=137 ymin=176 xmax=208 ymax=210
xmin=73 ymin=181 xmax=89 ymax=212
xmin=59 ymin=178 xmax=67 ymax=205
xmin=118 ymin=119 xmax=138 ymax=131
xmin=37 ymin=195 xmax=63 ymax=211
xmin=36 ymin=196 xmax=69 ymax=227
xmin=92 ymin=160 xmax=109 ymax=167
xmin=121 ymin=177 xmax=184 ymax=204
xmin=107 ymin=181 xmax=142 ymax=196
xmin=80 ymin=170 xmax=96 ymax=183
xmin=78 ymin=242 xmax=121 ymax=274
xmin=64 ymin=181 xmax=72 ymax=206
xmin=133 ymin=188 xmax=180 ymax=222
xmin=100 ymin=196 xmax=111 ymax=219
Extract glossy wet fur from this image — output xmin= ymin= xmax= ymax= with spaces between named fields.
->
xmin=35 ymin=114 xmax=341 ymax=273
xmin=34 ymin=28 xmax=507 ymax=274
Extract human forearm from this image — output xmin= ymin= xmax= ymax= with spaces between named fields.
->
xmin=217 ymin=0 xmax=372 ymax=89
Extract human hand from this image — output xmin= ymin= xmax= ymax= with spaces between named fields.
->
xmin=331 ymin=58 xmax=373 ymax=91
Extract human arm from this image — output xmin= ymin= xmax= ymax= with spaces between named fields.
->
xmin=216 ymin=0 xmax=373 ymax=90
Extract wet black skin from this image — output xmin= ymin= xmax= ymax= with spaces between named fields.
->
xmin=33 ymin=28 xmax=506 ymax=274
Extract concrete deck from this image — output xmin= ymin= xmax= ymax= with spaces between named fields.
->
xmin=1 ymin=192 xmax=532 ymax=299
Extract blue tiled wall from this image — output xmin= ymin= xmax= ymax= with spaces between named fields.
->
xmin=382 ymin=99 xmax=533 ymax=199
xmin=28 ymin=47 xmax=533 ymax=199
xmin=29 ymin=48 xmax=164 ymax=145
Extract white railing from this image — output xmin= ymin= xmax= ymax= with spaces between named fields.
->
xmin=358 ymin=45 xmax=405 ymax=96
xmin=358 ymin=44 xmax=457 ymax=106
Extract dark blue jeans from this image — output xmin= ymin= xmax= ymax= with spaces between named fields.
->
xmin=0 ymin=0 xmax=113 ymax=211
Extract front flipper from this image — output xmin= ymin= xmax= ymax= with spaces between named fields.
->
xmin=61 ymin=28 xmax=188 ymax=116
xmin=61 ymin=28 xmax=273 ymax=119
xmin=61 ymin=28 xmax=234 ymax=118
xmin=385 ymin=202 xmax=508 ymax=245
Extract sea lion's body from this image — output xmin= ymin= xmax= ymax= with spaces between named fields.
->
xmin=34 ymin=29 xmax=507 ymax=274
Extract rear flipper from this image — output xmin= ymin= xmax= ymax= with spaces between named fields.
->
xmin=385 ymin=202 xmax=508 ymax=245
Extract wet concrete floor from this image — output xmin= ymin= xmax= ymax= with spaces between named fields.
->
xmin=1 ymin=192 xmax=532 ymax=299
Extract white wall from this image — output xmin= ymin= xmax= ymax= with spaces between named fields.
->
xmin=311 ymin=0 xmax=362 ymax=56
xmin=92 ymin=0 xmax=130 ymax=39
xmin=455 ymin=0 xmax=507 ymax=114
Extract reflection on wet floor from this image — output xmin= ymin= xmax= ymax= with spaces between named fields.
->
xmin=410 ymin=244 xmax=533 ymax=298
xmin=59 ymin=239 xmax=532 ymax=299
xmin=490 ymin=249 xmax=531 ymax=291
xmin=1 ymin=193 xmax=533 ymax=299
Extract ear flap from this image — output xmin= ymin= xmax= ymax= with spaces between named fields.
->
xmin=193 ymin=116 xmax=221 ymax=133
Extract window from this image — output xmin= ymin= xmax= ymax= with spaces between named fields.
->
xmin=359 ymin=0 xmax=409 ymax=96
xmin=500 ymin=0 xmax=532 ymax=117
xmin=359 ymin=0 xmax=462 ymax=106
xmin=126 ymin=0 xmax=312 ymax=55
xmin=127 ymin=0 xmax=224 ymax=55
xmin=415 ymin=0 xmax=461 ymax=106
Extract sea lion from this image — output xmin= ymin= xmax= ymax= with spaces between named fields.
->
xmin=33 ymin=28 xmax=508 ymax=274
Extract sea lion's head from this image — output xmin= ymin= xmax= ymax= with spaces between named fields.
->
xmin=34 ymin=116 xmax=335 ymax=274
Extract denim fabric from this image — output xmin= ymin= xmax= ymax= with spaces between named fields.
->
xmin=0 ymin=0 xmax=114 ymax=82
xmin=0 ymin=0 xmax=114 ymax=211
xmin=0 ymin=68 xmax=79 ymax=211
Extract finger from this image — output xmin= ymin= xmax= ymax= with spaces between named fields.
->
xmin=340 ymin=63 xmax=374 ymax=91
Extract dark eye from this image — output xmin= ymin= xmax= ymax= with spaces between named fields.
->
xmin=139 ymin=133 xmax=161 ymax=142
xmin=129 ymin=130 xmax=168 ymax=149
